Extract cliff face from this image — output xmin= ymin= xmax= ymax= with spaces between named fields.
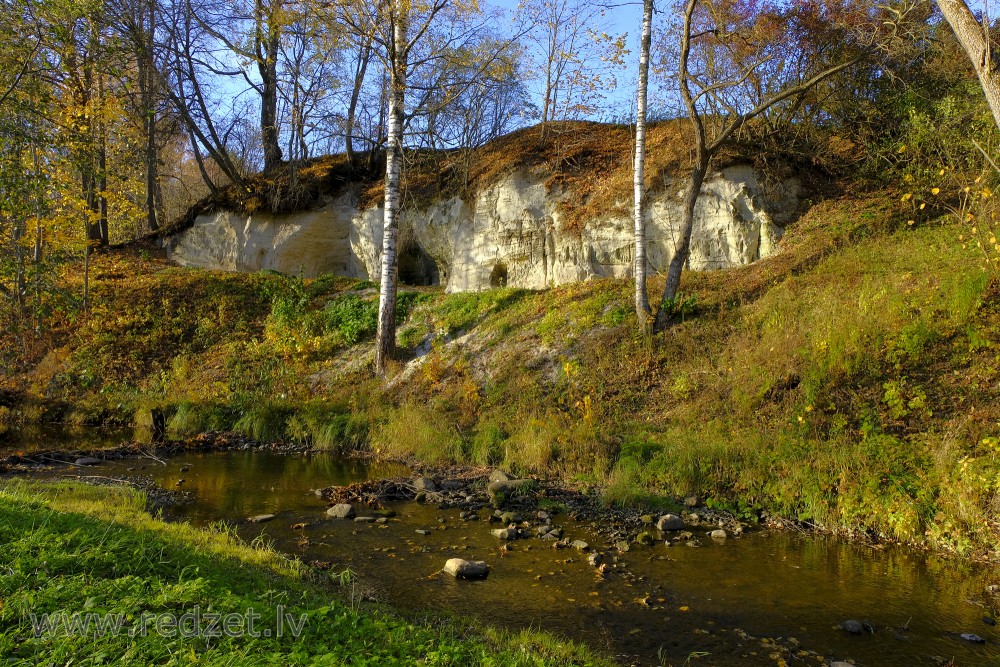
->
xmin=163 ymin=164 xmax=799 ymax=291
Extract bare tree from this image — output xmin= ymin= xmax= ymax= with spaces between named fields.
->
xmin=644 ymin=0 xmax=906 ymax=331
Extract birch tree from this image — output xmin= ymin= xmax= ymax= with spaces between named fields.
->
xmin=935 ymin=0 xmax=1000 ymax=132
xmin=633 ymin=0 xmax=653 ymax=324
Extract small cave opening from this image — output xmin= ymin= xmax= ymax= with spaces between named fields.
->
xmin=398 ymin=243 xmax=440 ymax=286
xmin=490 ymin=262 xmax=508 ymax=288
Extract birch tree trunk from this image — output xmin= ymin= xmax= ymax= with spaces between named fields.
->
xmin=633 ymin=0 xmax=653 ymax=324
xmin=374 ymin=0 xmax=408 ymax=376
xmin=936 ymin=0 xmax=1000 ymax=131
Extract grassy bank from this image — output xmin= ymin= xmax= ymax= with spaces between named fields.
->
xmin=2 ymin=192 xmax=999 ymax=559
xmin=0 ymin=480 xmax=607 ymax=665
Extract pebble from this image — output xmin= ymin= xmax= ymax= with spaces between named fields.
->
xmin=415 ymin=529 xmax=431 ymax=535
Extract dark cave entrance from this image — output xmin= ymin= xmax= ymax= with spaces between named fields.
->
xmin=398 ymin=244 xmax=440 ymax=286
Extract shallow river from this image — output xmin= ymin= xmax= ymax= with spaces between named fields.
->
xmin=19 ymin=448 xmax=1000 ymax=666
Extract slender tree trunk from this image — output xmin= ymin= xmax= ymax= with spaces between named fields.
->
xmin=937 ymin=0 xmax=1000 ymax=131
xmin=346 ymin=37 xmax=372 ymax=170
xmin=257 ymin=0 xmax=282 ymax=172
xmin=633 ymin=0 xmax=653 ymax=324
xmin=137 ymin=0 xmax=159 ymax=232
xmin=32 ymin=137 xmax=43 ymax=332
xmin=374 ymin=1 xmax=408 ymax=376
xmin=654 ymin=156 xmax=706 ymax=331
xmin=98 ymin=70 xmax=109 ymax=246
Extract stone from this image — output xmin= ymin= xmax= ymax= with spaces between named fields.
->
xmin=487 ymin=479 xmax=536 ymax=506
xmin=326 ymin=504 xmax=356 ymax=519
xmin=75 ymin=457 xmax=102 ymax=466
xmin=500 ymin=511 xmax=522 ymax=524
xmin=248 ymin=514 xmax=276 ymax=523
xmin=639 ymin=514 xmax=654 ymax=525
xmin=683 ymin=495 xmax=700 ymax=508
xmin=588 ymin=553 xmax=603 ymax=567
xmin=492 ymin=528 xmax=518 ymax=540
xmin=615 ymin=541 xmax=631 ymax=552
xmin=354 ymin=516 xmax=376 ymax=523
xmin=841 ymin=620 xmax=865 ymax=635
xmin=984 ymin=616 xmax=997 ymax=626
xmin=536 ymin=510 xmax=550 ymax=521
xmin=165 ymin=166 xmax=798 ymax=292
xmin=443 ymin=558 xmax=489 ymax=580
xmin=488 ymin=469 xmax=511 ymax=483
xmin=415 ymin=529 xmax=431 ymax=535
xmin=570 ymin=540 xmax=590 ymax=551
xmin=635 ymin=532 xmax=655 ymax=546
xmin=656 ymin=514 xmax=685 ymax=531
xmin=412 ymin=477 xmax=438 ymax=492
xmin=710 ymin=529 xmax=727 ymax=540
xmin=440 ymin=480 xmax=465 ymax=491
xmin=829 ymin=663 xmax=856 ymax=667
xmin=960 ymin=633 xmax=986 ymax=643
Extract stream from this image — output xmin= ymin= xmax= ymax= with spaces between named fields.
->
xmin=12 ymin=446 xmax=1000 ymax=666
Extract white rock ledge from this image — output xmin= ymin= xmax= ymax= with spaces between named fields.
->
xmin=164 ymin=165 xmax=798 ymax=292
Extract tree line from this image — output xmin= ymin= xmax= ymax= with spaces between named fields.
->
xmin=1 ymin=0 xmax=998 ymax=376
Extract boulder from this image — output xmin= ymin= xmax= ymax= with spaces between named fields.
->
xmin=412 ymin=477 xmax=438 ymax=492
xmin=841 ymin=620 xmax=864 ymax=635
xmin=443 ymin=558 xmax=489 ymax=580
xmin=487 ymin=479 xmax=536 ymax=507
xmin=492 ymin=527 xmax=518 ymax=540
xmin=710 ymin=529 xmax=728 ymax=540
xmin=326 ymin=504 xmax=356 ymax=519
xmin=488 ymin=469 xmax=511 ymax=483
xmin=656 ymin=514 xmax=685 ymax=531
xmin=570 ymin=540 xmax=590 ymax=551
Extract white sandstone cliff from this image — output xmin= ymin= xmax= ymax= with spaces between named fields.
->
xmin=164 ymin=164 xmax=798 ymax=292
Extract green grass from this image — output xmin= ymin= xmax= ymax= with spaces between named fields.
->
xmin=0 ymin=480 xmax=610 ymax=666
xmin=5 ymin=194 xmax=1000 ymax=558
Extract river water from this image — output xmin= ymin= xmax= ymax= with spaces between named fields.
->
xmin=15 ymin=448 xmax=1000 ymax=666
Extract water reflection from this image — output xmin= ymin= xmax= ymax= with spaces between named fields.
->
xmin=35 ymin=450 xmax=1000 ymax=666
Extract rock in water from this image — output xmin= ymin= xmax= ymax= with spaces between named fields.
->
xmin=443 ymin=558 xmax=489 ymax=580
xmin=570 ymin=540 xmax=590 ymax=551
xmin=710 ymin=529 xmax=727 ymax=540
xmin=656 ymin=514 xmax=685 ymax=531
xmin=487 ymin=479 xmax=536 ymax=506
xmin=984 ymin=615 xmax=997 ymax=626
xmin=326 ymin=503 xmax=355 ymax=519
xmin=841 ymin=620 xmax=864 ymax=635
xmin=75 ymin=457 xmax=102 ymax=466
xmin=960 ymin=633 xmax=986 ymax=643
xmin=491 ymin=527 xmax=517 ymax=540
xmin=248 ymin=514 xmax=276 ymax=523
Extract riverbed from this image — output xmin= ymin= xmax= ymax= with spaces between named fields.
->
xmin=13 ymin=447 xmax=1000 ymax=666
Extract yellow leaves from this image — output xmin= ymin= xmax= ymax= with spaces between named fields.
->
xmin=897 ymin=145 xmax=907 ymax=154
xmin=930 ymin=187 xmax=940 ymax=196
xmin=983 ymin=187 xmax=993 ymax=199
xmin=900 ymin=193 xmax=912 ymax=202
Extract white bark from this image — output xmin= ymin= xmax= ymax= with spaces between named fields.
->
xmin=374 ymin=0 xmax=408 ymax=376
xmin=633 ymin=0 xmax=653 ymax=323
xmin=936 ymin=0 xmax=1000 ymax=132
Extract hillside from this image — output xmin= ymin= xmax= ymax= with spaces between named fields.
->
xmin=2 ymin=187 xmax=999 ymax=559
